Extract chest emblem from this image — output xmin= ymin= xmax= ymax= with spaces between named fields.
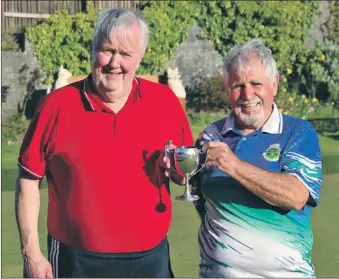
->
xmin=263 ymin=144 xmax=281 ymax=162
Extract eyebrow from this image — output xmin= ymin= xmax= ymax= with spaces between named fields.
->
xmin=101 ymin=45 xmax=132 ymax=54
xmin=232 ymin=80 xmax=263 ymax=87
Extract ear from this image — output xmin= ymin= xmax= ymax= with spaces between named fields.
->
xmin=223 ymin=78 xmax=230 ymax=94
xmin=272 ymin=75 xmax=279 ymax=97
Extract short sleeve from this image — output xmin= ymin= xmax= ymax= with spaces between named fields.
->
xmin=18 ymin=97 xmax=56 ymax=178
xmin=281 ymin=122 xmax=322 ymax=206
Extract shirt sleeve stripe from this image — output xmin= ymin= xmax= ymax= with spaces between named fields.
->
xmin=17 ymin=163 xmax=44 ymax=179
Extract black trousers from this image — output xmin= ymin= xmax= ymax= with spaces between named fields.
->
xmin=25 ymin=234 xmax=175 ymax=278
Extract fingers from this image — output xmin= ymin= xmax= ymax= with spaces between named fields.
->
xmin=202 ymin=141 xmax=225 ymax=152
xmin=204 ymin=160 xmax=220 ymax=168
xmin=163 ymin=155 xmax=171 ymax=169
xmin=46 ymin=264 xmax=54 ymax=278
xmin=202 ymin=142 xmax=229 ymax=169
xmin=25 ymin=254 xmax=53 ymax=278
xmin=160 ymin=143 xmax=176 ymax=170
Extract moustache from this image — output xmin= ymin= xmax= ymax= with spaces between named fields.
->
xmin=237 ymin=98 xmax=262 ymax=106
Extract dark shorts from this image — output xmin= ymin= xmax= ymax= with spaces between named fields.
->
xmin=25 ymin=234 xmax=174 ymax=278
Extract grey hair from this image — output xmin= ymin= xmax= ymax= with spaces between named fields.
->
xmin=223 ymin=38 xmax=279 ymax=86
xmin=91 ymin=8 xmax=149 ymax=58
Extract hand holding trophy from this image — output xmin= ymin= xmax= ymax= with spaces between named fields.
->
xmin=165 ymin=140 xmax=203 ymax=202
xmin=165 ymin=131 xmax=222 ymax=202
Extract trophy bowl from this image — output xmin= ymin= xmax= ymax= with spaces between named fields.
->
xmin=165 ymin=143 xmax=201 ymax=202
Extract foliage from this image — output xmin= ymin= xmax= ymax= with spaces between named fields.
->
xmin=195 ymin=1 xmax=319 ymax=72
xmin=138 ymin=1 xmax=199 ymax=74
xmin=26 ymin=0 xmax=197 ymax=81
xmin=327 ymin=1 xmax=339 ymax=43
xmin=26 ymin=1 xmax=98 ymax=84
xmin=276 ymin=90 xmax=339 ymax=123
xmin=276 ymin=94 xmax=322 ymax=119
xmin=185 ymin=72 xmax=230 ymax=112
xmin=186 ymin=1 xmax=320 ymax=111
xmin=26 ymin=0 xmax=338 ymax=109
xmin=287 ymin=40 xmax=339 ymax=102
xmin=308 ymin=118 xmax=339 ymax=136
xmin=1 ymin=29 xmax=21 ymax=51
xmin=1 ymin=115 xmax=30 ymax=145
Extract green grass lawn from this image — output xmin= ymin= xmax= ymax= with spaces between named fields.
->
xmin=1 ymin=174 xmax=339 ymax=277
xmin=2 ymin=132 xmax=339 ymax=277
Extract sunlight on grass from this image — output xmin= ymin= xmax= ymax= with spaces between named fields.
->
xmin=1 ymin=175 xmax=339 ymax=278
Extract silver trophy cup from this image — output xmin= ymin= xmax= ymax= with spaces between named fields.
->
xmin=165 ymin=141 xmax=203 ymax=202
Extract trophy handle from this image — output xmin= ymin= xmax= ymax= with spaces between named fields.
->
xmin=192 ymin=165 xmax=205 ymax=176
xmin=165 ymin=140 xmax=180 ymax=175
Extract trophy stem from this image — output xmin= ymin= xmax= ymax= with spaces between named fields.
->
xmin=175 ymin=174 xmax=199 ymax=202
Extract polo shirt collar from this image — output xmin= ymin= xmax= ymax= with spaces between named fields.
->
xmin=81 ymin=74 xmax=141 ymax=112
xmin=221 ymin=102 xmax=283 ymax=135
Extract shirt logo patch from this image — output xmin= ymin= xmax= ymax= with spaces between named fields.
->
xmin=263 ymin=144 xmax=281 ymax=162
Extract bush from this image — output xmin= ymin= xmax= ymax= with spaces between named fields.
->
xmin=1 ymin=29 xmax=21 ymax=51
xmin=28 ymin=0 xmax=338 ymax=111
xmin=26 ymin=2 xmax=98 ymax=85
xmin=138 ymin=1 xmax=199 ymax=74
xmin=186 ymin=72 xmax=230 ymax=112
xmin=1 ymin=115 xmax=30 ymax=145
xmin=27 ymin=1 xmax=198 ymax=83
xmin=196 ymin=1 xmax=319 ymax=72
xmin=327 ymin=1 xmax=339 ymax=43
xmin=289 ymin=40 xmax=339 ymax=102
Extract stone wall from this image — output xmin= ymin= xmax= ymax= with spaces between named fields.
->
xmin=306 ymin=1 xmax=331 ymax=47
xmin=173 ymin=22 xmax=224 ymax=89
xmin=1 ymin=39 xmax=47 ymax=116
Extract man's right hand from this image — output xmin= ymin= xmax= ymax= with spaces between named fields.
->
xmin=23 ymin=250 xmax=53 ymax=278
xmin=161 ymin=142 xmax=186 ymax=185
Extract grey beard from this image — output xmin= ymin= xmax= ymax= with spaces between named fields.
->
xmin=238 ymin=112 xmax=262 ymax=126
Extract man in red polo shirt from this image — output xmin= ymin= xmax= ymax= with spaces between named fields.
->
xmin=15 ymin=8 xmax=192 ymax=278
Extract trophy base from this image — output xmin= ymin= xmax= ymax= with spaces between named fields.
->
xmin=175 ymin=194 xmax=200 ymax=202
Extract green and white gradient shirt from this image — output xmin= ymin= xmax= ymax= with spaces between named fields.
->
xmin=192 ymin=104 xmax=322 ymax=278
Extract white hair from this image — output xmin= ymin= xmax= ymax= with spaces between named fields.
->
xmin=91 ymin=8 xmax=149 ymax=58
xmin=223 ymin=38 xmax=279 ymax=85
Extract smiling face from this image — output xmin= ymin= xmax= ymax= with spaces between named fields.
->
xmin=91 ymin=21 xmax=143 ymax=102
xmin=225 ymin=58 xmax=279 ymax=132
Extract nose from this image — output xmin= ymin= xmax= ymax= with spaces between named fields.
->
xmin=109 ymin=53 xmax=121 ymax=68
xmin=240 ymin=85 xmax=255 ymax=100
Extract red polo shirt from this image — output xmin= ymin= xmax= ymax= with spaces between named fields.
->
xmin=18 ymin=75 xmax=193 ymax=253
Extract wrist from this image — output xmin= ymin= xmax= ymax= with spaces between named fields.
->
xmin=21 ymin=243 xmax=41 ymax=257
xmin=224 ymin=157 xmax=242 ymax=177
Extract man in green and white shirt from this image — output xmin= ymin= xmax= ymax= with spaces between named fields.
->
xmin=192 ymin=39 xmax=322 ymax=278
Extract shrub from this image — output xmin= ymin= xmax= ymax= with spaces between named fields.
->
xmin=138 ymin=1 xmax=199 ymax=74
xmin=287 ymin=40 xmax=339 ymax=102
xmin=26 ymin=1 xmax=198 ymax=83
xmin=185 ymin=72 xmax=230 ymax=112
xmin=26 ymin=2 xmax=98 ymax=85
xmin=195 ymin=1 xmax=319 ymax=72
xmin=327 ymin=1 xmax=339 ymax=43
xmin=1 ymin=115 xmax=30 ymax=145
xmin=276 ymin=93 xmax=322 ymax=119
xmin=1 ymin=29 xmax=21 ymax=51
